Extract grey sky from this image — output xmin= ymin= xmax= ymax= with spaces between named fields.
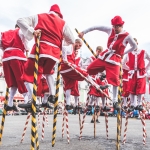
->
xmin=0 ymin=0 xmax=150 ymax=58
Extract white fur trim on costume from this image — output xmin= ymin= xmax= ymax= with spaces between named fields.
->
xmin=2 ymin=57 xmax=27 ymax=62
xmin=105 ymin=52 xmax=120 ymax=66
xmin=40 ymin=41 xmax=59 ymax=48
xmin=60 ymin=68 xmax=73 ymax=73
xmin=4 ymin=47 xmax=22 ymax=52
xmin=29 ymin=54 xmax=59 ymax=62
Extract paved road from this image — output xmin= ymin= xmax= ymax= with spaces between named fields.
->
xmin=0 ymin=114 xmax=149 ymax=150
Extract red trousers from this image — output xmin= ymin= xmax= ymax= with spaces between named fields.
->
xmin=87 ymin=59 xmax=120 ymax=86
xmin=22 ymin=58 xmax=56 ymax=84
xmin=122 ymin=81 xmax=130 ymax=97
xmin=128 ymin=73 xmax=146 ymax=95
xmin=61 ymin=67 xmax=87 ymax=92
xmin=3 ymin=59 xmax=27 ymax=94
xmin=37 ymin=78 xmax=49 ymax=97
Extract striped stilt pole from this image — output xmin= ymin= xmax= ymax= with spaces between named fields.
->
xmin=0 ymin=87 xmax=9 ymax=143
xmin=62 ymin=101 xmax=66 ymax=138
xmin=105 ymin=99 xmax=109 ymax=139
xmin=31 ymin=35 xmax=41 ymax=150
xmin=78 ymin=98 xmax=81 ymax=129
xmin=116 ymin=64 xmax=123 ymax=150
xmin=51 ymin=51 xmax=62 ymax=147
xmin=38 ymin=112 xmax=40 ymax=128
xmin=62 ymin=111 xmax=66 ymax=138
xmin=94 ymin=99 xmax=96 ymax=138
xmin=20 ymin=113 xmax=31 ymax=143
xmin=79 ymin=95 xmax=90 ymax=140
xmin=65 ymin=110 xmax=70 ymax=144
xmin=75 ymin=28 xmax=97 ymax=58
xmin=62 ymin=81 xmax=67 ymax=138
xmin=105 ymin=112 xmax=108 ymax=140
xmin=45 ymin=112 xmax=49 ymax=127
xmin=120 ymin=100 xmax=123 ymax=136
xmin=139 ymin=111 xmax=146 ymax=145
xmin=41 ymin=108 xmax=46 ymax=141
xmin=62 ymin=81 xmax=70 ymax=144
xmin=122 ymin=112 xmax=129 ymax=144
xmin=122 ymin=101 xmax=130 ymax=144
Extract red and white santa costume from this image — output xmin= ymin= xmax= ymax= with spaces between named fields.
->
xmin=0 ymin=28 xmax=29 ymax=107
xmin=71 ymin=54 xmax=83 ymax=107
xmin=17 ymin=4 xmax=75 ymax=100
xmin=60 ymin=44 xmax=88 ymax=106
xmin=82 ymin=16 xmax=137 ymax=104
xmin=123 ymin=49 xmax=150 ymax=107
xmin=121 ymin=69 xmax=130 ymax=107
xmin=88 ymin=74 xmax=109 ymax=109
xmin=88 ymin=75 xmax=100 ymax=107
xmin=122 ymin=57 xmax=130 ymax=107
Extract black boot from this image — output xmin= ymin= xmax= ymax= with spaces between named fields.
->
xmin=96 ymin=119 xmax=100 ymax=123
xmin=95 ymin=105 xmax=100 ymax=112
xmin=100 ymin=85 xmax=109 ymax=90
xmin=18 ymin=101 xmax=40 ymax=113
xmin=128 ymin=106 xmax=135 ymax=112
xmin=73 ymin=106 xmax=77 ymax=115
xmin=91 ymin=119 xmax=94 ymax=123
xmin=65 ymin=105 xmax=73 ymax=110
xmin=138 ymin=105 xmax=143 ymax=111
xmin=41 ymin=102 xmax=53 ymax=109
xmin=113 ymin=102 xmax=120 ymax=111
xmin=87 ymin=105 xmax=92 ymax=111
xmin=103 ymin=106 xmax=111 ymax=112
xmin=48 ymin=95 xmax=55 ymax=104
xmin=135 ymin=105 xmax=139 ymax=110
xmin=5 ymin=104 xmax=18 ymax=112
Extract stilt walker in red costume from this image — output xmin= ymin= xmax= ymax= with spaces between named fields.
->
xmin=79 ymin=16 xmax=137 ymax=110
xmin=0 ymin=25 xmax=30 ymax=111
xmin=60 ymin=40 xmax=108 ymax=110
xmin=123 ymin=38 xmax=150 ymax=112
xmin=17 ymin=4 xmax=75 ymax=109
xmin=71 ymin=39 xmax=83 ymax=114
xmin=122 ymin=60 xmax=130 ymax=109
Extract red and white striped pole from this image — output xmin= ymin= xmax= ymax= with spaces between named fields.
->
xmin=45 ymin=112 xmax=49 ymax=127
xmin=79 ymin=95 xmax=90 ymax=140
xmin=41 ymin=108 xmax=46 ymax=141
xmin=20 ymin=113 xmax=31 ymax=143
xmin=38 ymin=112 xmax=40 ymax=128
xmin=105 ymin=98 xmax=109 ymax=139
xmin=78 ymin=98 xmax=81 ymax=129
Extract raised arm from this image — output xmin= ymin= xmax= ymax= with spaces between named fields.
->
xmin=17 ymin=15 xmax=37 ymax=41
xmin=63 ymin=23 xmax=75 ymax=45
xmin=18 ymin=29 xmax=30 ymax=52
xmin=123 ymin=35 xmax=137 ymax=55
xmin=79 ymin=26 xmax=112 ymax=38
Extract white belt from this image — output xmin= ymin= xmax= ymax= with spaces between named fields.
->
xmin=4 ymin=47 xmax=22 ymax=52
xmin=40 ymin=41 xmax=59 ymax=48
xmin=108 ymin=49 xmax=121 ymax=57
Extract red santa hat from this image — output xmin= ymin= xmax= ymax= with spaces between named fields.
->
xmin=50 ymin=4 xmax=63 ymax=19
xmin=111 ymin=16 xmax=124 ymax=26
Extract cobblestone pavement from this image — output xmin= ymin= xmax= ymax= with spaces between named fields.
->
xmin=0 ymin=114 xmax=149 ymax=150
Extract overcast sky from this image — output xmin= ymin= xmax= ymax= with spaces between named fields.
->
xmin=0 ymin=0 xmax=150 ymax=58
